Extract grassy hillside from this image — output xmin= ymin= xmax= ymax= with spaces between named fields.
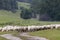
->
xmin=0 ymin=10 xmax=60 ymax=26
xmin=0 ymin=2 xmax=60 ymax=26
xmin=0 ymin=37 xmax=8 ymax=40
xmin=0 ymin=2 xmax=30 ymax=26
xmin=18 ymin=2 xmax=30 ymax=9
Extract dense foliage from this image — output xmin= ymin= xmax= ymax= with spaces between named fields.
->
xmin=0 ymin=0 xmax=18 ymax=12
xmin=20 ymin=8 xmax=32 ymax=19
xmin=31 ymin=0 xmax=60 ymax=21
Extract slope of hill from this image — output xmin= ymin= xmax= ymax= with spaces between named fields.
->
xmin=0 ymin=2 xmax=60 ymax=26
xmin=18 ymin=2 xmax=30 ymax=9
xmin=0 ymin=2 xmax=31 ymax=26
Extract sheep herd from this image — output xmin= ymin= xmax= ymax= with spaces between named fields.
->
xmin=0 ymin=24 xmax=60 ymax=32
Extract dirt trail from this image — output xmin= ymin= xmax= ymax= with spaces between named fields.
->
xmin=20 ymin=32 xmax=48 ymax=40
xmin=0 ymin=34 xmax=22 ymax=40
xmin=0 ymin=33 xmax=48 ymax=40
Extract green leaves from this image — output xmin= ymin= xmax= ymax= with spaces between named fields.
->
xmin=20 ymin=8 xmax=32 ymax=19
xmin=0 ymin=0 xmax=18 ymax=12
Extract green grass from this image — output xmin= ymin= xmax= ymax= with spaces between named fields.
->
xmin=0 ymin=2 xmax=60 ymax=40
xmin=0 ymin=10 xmax=60 ymax=26
xmin=29 ymin=29 xmax=60 ymax=40
xmin=0 ymin=31 xmax=19 ymax=40
xmin=0 ymin=2 xmax=60 ymax=26
xmin=0 ymin=37 xmax=8 ymax=40
xmin=18 ymin=2 xmax=30 ymax=9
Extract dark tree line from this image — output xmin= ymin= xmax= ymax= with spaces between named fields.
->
xmin=0 ymin=0 xmax=18 ymax=12
xmin=31 ymin=0 xmax=60 ymax=21
xmin=17 ymin=0 xmax=32 ymax=3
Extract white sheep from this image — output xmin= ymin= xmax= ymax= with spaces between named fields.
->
xmin=54 ymin=24 xmax=60 ymax=29
xmin=2 ymin=27 xmax=7 ymax=32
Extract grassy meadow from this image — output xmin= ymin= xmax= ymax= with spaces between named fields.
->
xmin=29 ymin=29 xmax=60 ymax=40
xmin=0 ymin=2 xmax=60 ymax=26
xmin=0 ymin=2 xmax=60 ymax=40
xmin=0 ymin=2 xmax=30 ymax=26
xmin=18 ymin=2 xmax=30 ymax=9
xmin=0 ymin=37 xmax=8 ymax=40
xmin=0 ymin=10 xmax=60 ymax=26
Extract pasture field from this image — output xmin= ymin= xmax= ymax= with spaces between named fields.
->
xmin=0 ymin=2 xmax=60 ymax=40
xmin=0 ymin=2 xmax=60 ymax=26
xmin=0 ymin=10 xmax=60 ymax=26
xmin=0 ymin=2 xmax=30 ymax=26
xmin=29 ymin=29 xmax=60 ymax=40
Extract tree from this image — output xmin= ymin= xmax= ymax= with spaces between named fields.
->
xmin=20 ymin=8 xmax=32 ymax=19
xmin=0 ymin=0 xmax=18 ymax=12
xmin=31 ymin=0 xmax=60 ymax=21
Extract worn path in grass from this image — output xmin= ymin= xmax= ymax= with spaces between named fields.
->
xmin=0 ymin=32 xmax=48 ymax=40
xmin=0 ymin=34 xmax=22 ymax=40
xmin=20 ymin=32 xmax=48 ymax=40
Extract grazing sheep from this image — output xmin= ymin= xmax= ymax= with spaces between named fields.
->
xmin=55 ymin=24 xmax=60 ymax=29
xmin=43 ymin=25 xmax=51 ymax=30
xmin=5 ymin=25 xmax=14 ymax=31
xmin=30 ymin=25 xmax=36 ymax=32
xmin=40 ymin=26 xmax=45 ymax=30
xmin=1 ymin=24 xmax=60 ymax=32
xmin=16 ymin=27 xmax=22 ymax=32
xmin=27 ymin=26 xmax=31 ymax=32
xmin=2 ymin=27 xmax=7 ymax=32
xmin=50 ymin=24 xmax=56 ymax=29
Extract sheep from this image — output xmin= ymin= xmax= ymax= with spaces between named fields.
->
xmin=36 ymin=26 xmax=42 ymax=31
xmin=23 ymin=27 xmax=28 ymax=32
xmin=39 ymin=26 xmax=45 ymax=30
xmin=2 ymin=27 xmax=7 ymax=32
xmin=16 ymin=27 xmax=22 ymax=32
xmin=5 ymin=25 xmax=14 ymax=31
xmin=27 ymin=26 xmax=31 ymax=32
xmin=54 ymin=24 xmax=60 ymax=29
xmin=30 ymin=25 xmax=37 ymax=32
xmin=1 ymin=24 xmax=60 ymax=32
xmin=2 ymin=25 xmax=14 ymax=32
xmin=43 ymin=25 xmax=51 ymax=30
xmin=50 ymin=24 xmax=56 ymax=29
xmin=27 ymin=26 xmax=34 ymax=32
xmin=34 ymin=26 xmax=39 ymax=31
xmin=34 ymin=26 xmax=42 ymax=31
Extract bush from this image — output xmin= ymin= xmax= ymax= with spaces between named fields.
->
xmin=20 ymin=8 xmax=32 ymax=19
